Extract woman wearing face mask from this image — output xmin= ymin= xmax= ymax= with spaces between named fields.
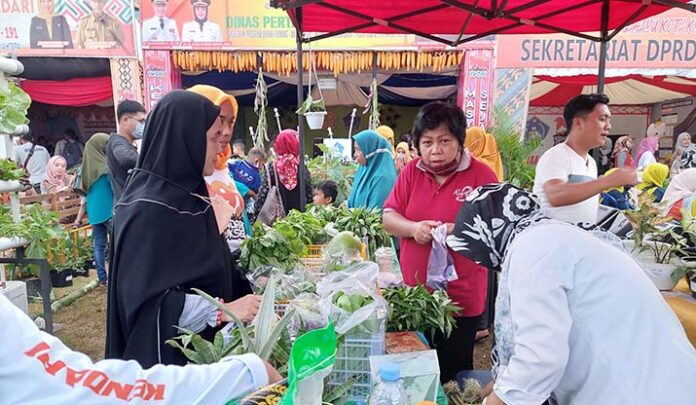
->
xmin=40 ymin=156 xmax=73 ymax=194
xmin=382 ymin=102 xmax=498 ymax=383
xmin=347 ymin=130 xmax=398 ymax=209
xmin=106 ymin=91 xmax=265 ymax=368
xmin=394 ymin=142 xmax=412 ymax=174
xmin=447 ymin=183 xmax=696 ymax=405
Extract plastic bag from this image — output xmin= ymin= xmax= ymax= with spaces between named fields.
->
xmin=426 ymin=224 xmax=458 ymax=290
xmin=279 ymin=322 xmax=338 ymax=405
xmin=286 ymin=293 xmax=328 ymax=338
xmin=316 ymin=261 xmax=379 ymax=297
xmin=248 ymin=267 xmax=317 ymax=301
xmin=369 ymin=350 xmax=441 ymax=404
xmin=316 ymin=262 xmax=387 ymax=336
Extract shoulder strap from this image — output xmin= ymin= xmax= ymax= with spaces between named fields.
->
xmin=273 ymin=161 xmax=281 ymax=189
xmin=265 ymin=163 xmax=274 ymax=188
xmin=23 ymin=143 xmax=37 ymax=169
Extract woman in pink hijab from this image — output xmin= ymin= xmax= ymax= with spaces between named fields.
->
xmin=40 ymin=156 xmax=72 ymax=194
xmin=635 ymin=136 xmax=659 ymax=171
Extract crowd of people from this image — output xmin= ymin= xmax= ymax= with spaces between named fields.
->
xmin=4 ymin=88 xmax=696 ymax=404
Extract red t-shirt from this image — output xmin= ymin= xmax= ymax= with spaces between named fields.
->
xmin=384 ymin=157 xmax=498 ymax=317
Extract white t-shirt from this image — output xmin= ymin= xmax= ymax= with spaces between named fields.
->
xmin=533 ymin=143 xmax=599 ymax=224
xmin=637 ymin=150 xmax=657 ymax=171
xmin=495 ymin=223 xmax=696 ymax=405
xmin=12 ymin=142 xmax=51 ymax=185
xmin=205 ymin=167 xmax=247 ymax=253
xmin=0 ymin=294 xmax=268 ymax=404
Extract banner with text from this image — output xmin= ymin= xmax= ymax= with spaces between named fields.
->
xmin=0 ymin=0 xmax=136 ymax=57
xmin=143 ymin=50 xmax=174 ymax=110
xmin=140 ymin=0 xmax=414 ymax=50
xmin=497 ymin=9 xmax=696 ymax=69
xmin=458 ymin=48 xmax=495 ymax=130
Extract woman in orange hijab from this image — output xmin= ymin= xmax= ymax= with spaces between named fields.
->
xmin=465 ymin=126 xmax=504 ymax=181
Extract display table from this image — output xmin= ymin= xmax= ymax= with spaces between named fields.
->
xmin=663 ymin=279 xmax=696 ymax=347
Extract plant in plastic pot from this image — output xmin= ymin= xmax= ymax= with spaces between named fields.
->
xmin=641 ymin=233 xmax=681 ymax=291
xmin=296 ymin=96 xmax=326 ymax=130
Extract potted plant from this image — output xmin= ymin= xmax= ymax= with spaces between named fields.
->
xmin=296 ymin=95 xmax=326 ymax=130
xmin=641 ymin=233 xmax=681 ymax=290
xmin=623 ymin=193 xmax=672 ymax=261
xmin=671 ymin=215 xmax=696 ymax=297
xmin=490 ymin=107 xmax=542 ymax=190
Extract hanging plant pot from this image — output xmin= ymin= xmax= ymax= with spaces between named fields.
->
xmin=304 ymin=111 xmax=327 ymax=130
xmin=51 ymin=269 xmax=74 ymax=288
xmin=640 ymin=260 xmax=678 ymax=291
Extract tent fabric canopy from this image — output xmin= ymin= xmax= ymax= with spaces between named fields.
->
xmin=276 ymin=0 xmax=691 ymax=45
xmin=531 ymin=75 xmax=696 ymax=106
xmin=20 ymin=77 xmax=113 ymax=107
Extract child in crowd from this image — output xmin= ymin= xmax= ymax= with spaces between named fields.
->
xmin=313 ymin=180 xmax=338 ymax=206
xmin=230 ymin=147 xmax=267 ymax=196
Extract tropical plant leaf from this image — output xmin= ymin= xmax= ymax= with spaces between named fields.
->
xmin=253 ymin=274 xmax=277 ymax=352
xmin=258 ymin=308 xmax=295 ymax=361
xmin=190 ymin=333 xmax=220 ymax=364
xmin=191 ymin=288 xmax=254 ymax=350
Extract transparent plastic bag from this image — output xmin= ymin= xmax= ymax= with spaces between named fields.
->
xmin=426 ymin=224 xmax=458 ymax=290
xmin=287 ymin=293 xmax=327 ymax=337
xmin=316 ymin=262 xmax=387 ymax=335
xmin=248 ymin=266 xmax=317 ymax=301
xmin=316 ymin=261 xmax=380 ymax=297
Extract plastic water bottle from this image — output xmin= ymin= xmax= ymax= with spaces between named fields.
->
xmin=369 ymin=362 xmax=409 ymax=405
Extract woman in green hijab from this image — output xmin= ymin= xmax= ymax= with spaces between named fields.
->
xmin=81 ymin=133 xmax=114 ymax=285
xmin=347 ymin=130 xmax=397 ymax=210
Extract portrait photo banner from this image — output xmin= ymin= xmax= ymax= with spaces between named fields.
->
xmin=0 ymin=0 xmax=136 ymax=57
xmin=140 ymin=0 xmax=414 ymax=50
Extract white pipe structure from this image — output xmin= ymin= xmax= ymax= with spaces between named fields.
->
xmin=0 ymin=57 xmax=23 ymax=75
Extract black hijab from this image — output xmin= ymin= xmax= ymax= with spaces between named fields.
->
xmin=106 ymin=91 xmax=250 ymax=367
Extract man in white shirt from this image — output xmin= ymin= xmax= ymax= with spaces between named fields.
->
xmin=533 ymin=93 xmax=637 ymax=224
xmin=12 ymin=133 xmax=51 ymax=192
xmin=0 ymin=294 xmax=281 ymax=404
xmin=181 ymin=0 xmax=222 ymax=42
xmin=142 ymin=0 xmax=180 ymax=42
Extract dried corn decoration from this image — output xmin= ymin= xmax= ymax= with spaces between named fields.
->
xmin=172 ymin=50 xmax=464 ymax=75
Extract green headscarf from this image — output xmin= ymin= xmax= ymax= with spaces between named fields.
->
xmin=347 ymin=130 xmax=397 ymax=210
xmin=80 ymin=133 xmax=110 ymax=192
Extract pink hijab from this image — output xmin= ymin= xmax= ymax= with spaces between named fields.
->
xmin=42 ymin=156 xmax=70 ymax=193
xmin=635 ymin=136 xmax=659 ymax=161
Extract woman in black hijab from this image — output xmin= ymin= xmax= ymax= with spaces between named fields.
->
xmin=106 ymin=91 xmax=256 ymax=367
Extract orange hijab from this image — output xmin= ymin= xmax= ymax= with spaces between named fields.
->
xmin=465 ymin=126 xmax=504 ymax=181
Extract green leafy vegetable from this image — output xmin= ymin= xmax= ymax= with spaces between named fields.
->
xmin=383 ymin=285 xmax=461 ymax=340
xmin=0 ymin=81 xmax=31 ymax=134
xmin=0 ymin=158 xmax=27 ymax=181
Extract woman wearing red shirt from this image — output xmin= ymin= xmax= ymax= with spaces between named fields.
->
xmin=383 ymin=102 xmax=497 ymax=382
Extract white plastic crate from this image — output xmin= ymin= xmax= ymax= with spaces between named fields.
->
xmin=327 ymin=330 xmax=385 ymax=401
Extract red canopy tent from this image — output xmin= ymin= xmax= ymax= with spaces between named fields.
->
xmin=531 ymin=75 xmax=696 ymax=106
xmin=272 ymin=0 xmax=695 ymax=206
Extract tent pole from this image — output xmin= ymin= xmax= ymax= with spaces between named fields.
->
xmin=597 ymin=0 xmax=609 ymax=94
xmin=296 ymin=7 xmax=306 ymax=210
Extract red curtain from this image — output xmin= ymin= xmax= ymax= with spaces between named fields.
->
xmin=21 ymin=76 xmax=113 ymax=107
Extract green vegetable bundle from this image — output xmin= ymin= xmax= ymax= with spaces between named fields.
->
xmin=0 ymin=158 xmax=27 ymax=182
xmin=0 ymin=81 xmax=31 ymax=134
xmin=238 ymin=222 xmax=306 ymax=272
xmin=383 ymin=285 xmax=461 ymax=340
